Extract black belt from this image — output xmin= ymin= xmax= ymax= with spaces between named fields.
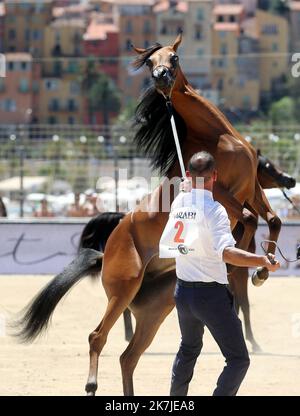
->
xmin=177 ymin=278 xmax=223 ymax=288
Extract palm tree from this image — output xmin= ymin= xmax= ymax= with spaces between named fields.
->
xmin=88 ymin=73 xmax=121 ymax=126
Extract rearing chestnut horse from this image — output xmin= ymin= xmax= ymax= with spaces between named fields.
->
xmin=85 ymin=34 xmax=281 ymax=395
xmin=16 ymin=34 xmax=281 ymax=396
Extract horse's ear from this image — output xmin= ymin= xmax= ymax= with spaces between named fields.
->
xmin=131 ymin=44 xmax=146 ymax=55
xmin=172 ymin=30 xmax=183 ymax=52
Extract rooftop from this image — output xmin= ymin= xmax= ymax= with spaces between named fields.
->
xmin=154 ymin=1 xmax=188 ymax=13
xmin=290 ymin=1 xmax=300 ymax=11
xmin=84 ymin=20 xmax=118 ymax=41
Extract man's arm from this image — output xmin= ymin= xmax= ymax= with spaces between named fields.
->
xmin=223 ymin=246 xmax=280 ymax=272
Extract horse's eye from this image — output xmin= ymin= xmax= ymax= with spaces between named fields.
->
xmin=145 ymin=58 xmax=153 ymax=68
xmin=170 ymin=55 xmax=179 ymax=66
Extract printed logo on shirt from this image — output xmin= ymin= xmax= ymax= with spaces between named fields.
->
xmin=178 ymin=244 xmax=190 ymax=255
xmin=173 ymin=211 xmax=197 ymax=220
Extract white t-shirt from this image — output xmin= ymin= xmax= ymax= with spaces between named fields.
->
xmin=173 ymin=188 xmax=236 ymax=284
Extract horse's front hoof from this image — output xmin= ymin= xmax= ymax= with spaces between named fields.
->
xmin=251 ymin=267 xmax=269 ymax=287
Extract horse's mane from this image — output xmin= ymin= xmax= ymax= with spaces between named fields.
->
xmin=131 ymin=44 xmax=187 ymax=176
xmin=133 ymin=86 xmax=187 ymax=176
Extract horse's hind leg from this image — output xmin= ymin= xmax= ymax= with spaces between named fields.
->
xmin=123 ymin=308 xmax=134 ymax=342
xmin=120 ymin=273 xmax=176 ymax=396
xmin=85 ymin=266 xmax=144 ymax=395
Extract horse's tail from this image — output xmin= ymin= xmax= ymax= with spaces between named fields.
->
xmin=14 ymin=212 xmax=125 ymax=343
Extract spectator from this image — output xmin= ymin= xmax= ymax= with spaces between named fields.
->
xmin=82 ymin=190 xmax=102 ymax=217
xmin=34 ymin=198 xmax=55 ymax=218
xmin=67 ymin=193 xmax=86 ymax=217
xmin=0 ymin=196 xmax=7 ymax=217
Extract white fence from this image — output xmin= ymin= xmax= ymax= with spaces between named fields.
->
xmin=0 ymin=219 xmax=299 ymax=276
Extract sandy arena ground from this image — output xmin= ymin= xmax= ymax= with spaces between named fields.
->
xmin=0 ymin=275 xmax=300 ymax=396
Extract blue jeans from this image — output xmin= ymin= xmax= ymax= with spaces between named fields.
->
xmin=170 ymin=281 xmax=250 ymax=396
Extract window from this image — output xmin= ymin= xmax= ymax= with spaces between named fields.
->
xmin=217 ymin=79 xmax=223 ymax=91
xmin=161 ymin=25 xmax=167 ymax=35
xmin=21 ymin=61 xmax=29 ymax=71
xmin=8 ymin=61 xmax=14 ymax=71
xmin=68 ymin=116 xmax=75 ymax=125
xmin=144 ymin=20 xmax=151 ymax=34
xmin=48 ymin=116 xmax=57 ymax=124
xmin=195 ymin=26 xmax=202 ymax=40
xmin=144 ymin=40 xmax=150 ymax=49
xmin=220 ymin=43 xmax=228 ymax=55
xmin=197 ymin=48 xmax=204 ymax=56
xmin=33 ymin=30 xmax=42 ymax=41
xmin=125 ymin=39 xmax=132 ymax=51
xmin=45 ymin=79 xmax=58 ymax=91
xmin=229 ymin=15 xmax=236 ymax=23
xmin=125 ymin=20 xmax=133 ymax=34
xmin=272 ymin=42 xmax=278 ymax=52
xmin=8 ymin=29 xmax=16 ymax=40
xmin=67 ymin=60 xmax=78 ymax=73
xmin=4 ymin=99 xmax=16 ymax=112
xmin=70 ymin=81 xmax=80 ymax=94
xmin=197 ymin=9 xmax=204 ymax=21
xmin=67 ymin=98 xmax=77 ymax=111
xmin=261 ymin=24 xmax=278 ymax=35
xmin=243 ymin=95 xmax=250 ymax=109
xmin=49 ymin=98 xmax=60 ymax=111
xmin=217 ymin=15 xmax=224 ymax=23
xmin=19 ymin=79 xmax=29 ymax=93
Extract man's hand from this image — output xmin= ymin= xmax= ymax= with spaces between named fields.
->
xmin=262 ymin=253 xmax=280 ymax=272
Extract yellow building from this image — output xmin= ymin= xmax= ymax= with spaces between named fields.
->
xmin=4 ymin=0 xmax=53 ymax=57
xmin=38 ymin=76 xmax=83 ymax=124
xmin=39 ymin=17 xmax=86 ymax=124
xmin=244 ymin=9 xmax=288 ymax=94
xmin=154 ymin=0 xmax=213 ymax=92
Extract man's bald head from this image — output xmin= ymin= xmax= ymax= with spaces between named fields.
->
xmin=188 ymin=152 xmax=216 ymax=181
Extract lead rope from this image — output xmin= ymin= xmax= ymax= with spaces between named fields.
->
xmin=260 ymin=240 xmax=300 ymax=263
xmin=165 ymin=99 xmax=186 ymax=180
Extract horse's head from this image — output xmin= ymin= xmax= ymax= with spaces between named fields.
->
xmin=257 ymin=149 xmax=296 ymax=190
xmin=132 ymin=32 xmax=182 ymax=98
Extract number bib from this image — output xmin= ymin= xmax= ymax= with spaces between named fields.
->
xmin=159 ymin=206 xmax=203 ymax=258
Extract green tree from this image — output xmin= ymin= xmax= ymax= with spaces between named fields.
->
xmin=88 ymin=73 xmax=121 ymax=126
xmin=270 ymin=97 xmax=295 ymax=126
xmin=80 ymin=59 xmax=121 ymax=126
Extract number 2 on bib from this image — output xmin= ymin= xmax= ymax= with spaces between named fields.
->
xmin=174 ymin=221 xmax=184 ymax=243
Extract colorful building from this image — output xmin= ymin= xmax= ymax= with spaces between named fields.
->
xmin=289 ymin=1 xmax=300 ymax=54
xmin=83 ymin=12 xmax=119 ymax=82
xmin=0 ymin=2 xmax=5 ymax=53
xmin=3 ymin=0 xmax=53 ymax=57
xmin=0 ymin=53 xmax=38 ymax=124
xmin=243 ymin=9 xmax=288 ymax=100
xmin=212 ymin=4 xmax=260 ymax=112
xmin=116 ymin=0 xmax=157 ymax=105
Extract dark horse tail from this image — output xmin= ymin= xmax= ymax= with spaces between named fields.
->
xmin=14 ymin=212 xmax=125 ymax=343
